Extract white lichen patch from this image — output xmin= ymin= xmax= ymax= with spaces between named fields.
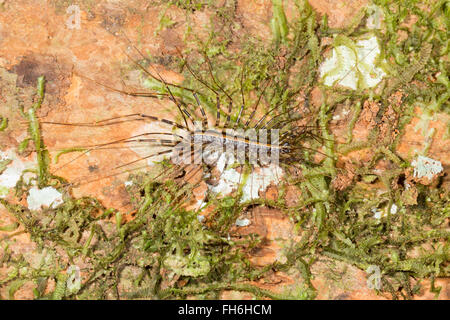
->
xmin=411 ymin=155 xmax=443 ymax=181
xmin=124 ymin=180 xmax=133 ymax=187
xmin=412 ymin=102 xmax=442 ymax=155
xmin=209 ymin=167 xmax=240 ymax=196
xmin=366 ymin=5 xmax=384 ymax=30
xmin=332 ymin=108 xmax=350 ymax=121
xmin=215 ymin=151 xmax=230 ymax=173
xmin=241 ymin=165 xmax=283 ymax=202
xmin=0 ymin=149 xmax=35 ymax=198
xmin=235 ymin=218 xmax=251 ymax=227
xmin=372 ymin=208 xmax=383 ymax=219
xmin=390 ymin=203 xmax=398 ymax=215
xmin=208 ymin=154 xmax=283 ymax=203
xmin=193 ymin=198 xmax=207 ymax=212
xmin=372 ymin=203 xmax=398 ymax=219
xmin=66 ymin=265 xmax=82 ymax=294
xmin=27 ymin=186 xmax=63 ymax=211
xmin=319 ymin=35 xmax=386 ymax=90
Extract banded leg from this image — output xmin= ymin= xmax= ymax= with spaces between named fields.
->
xmin=225 ymin=101 xmax=232 ymax=128
xmin=193 ymin=92 xmax=209 ymax=129
xmin=215 ymin=96 xmax=221 ymax=127
xmin=174 ymin=47 xmax=237 ymax=128
xmin=234 ymin=105 xmax=244 ymax=128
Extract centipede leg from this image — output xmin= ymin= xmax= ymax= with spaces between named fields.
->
xmin=215 ymin=96 xmax=221 ymax=127
xmin=193 ymin=92 xmax=209 ymax=129
xmin=244 ymin=79 xmax=271 ymax=127
xmin=225 ymin=101 xmax=232 ymax=127
xmin=234 ymin=105 xmax=244 ymax=128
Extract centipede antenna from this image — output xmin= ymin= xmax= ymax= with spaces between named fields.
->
xmin=70 ymin=165 xmax=144 ymax=188
xmin=62 ymin=144 xmax=195 ymax=189
xmin=53 ymin=132 xmax=184 ymax=173
xmin=68 ymin=142 xmax=179 ymax=152
xmin=79 ymin=132 xmax=184 ymax=149
xmin=121 ymin=138 xmax=178 ymax=146
xmin=114 ymin=149 xmax=175 ymax=170
xmin=73 ymin=72 xmax=168 ymax=99
xmin=72 ymin=159 xmax=174 ymax=189
xmin=91 ymin=144 xmax=192 ymax=188
xmin=42 ymin=113 xmax=191 ymax=131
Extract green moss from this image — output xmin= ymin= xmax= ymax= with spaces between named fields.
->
xmin=0 ymin=0 xmax=449 ymax=300
xmin=271 ymin=0 xmax=290 ymax=45
xmin=0 ymin=117 xmax=8 ymax=131
xmin=25 ymin=76 xmax=50 ymax=187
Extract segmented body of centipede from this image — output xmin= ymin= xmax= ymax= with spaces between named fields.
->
xmin=42 ymin=38 xmax=324 ymax=208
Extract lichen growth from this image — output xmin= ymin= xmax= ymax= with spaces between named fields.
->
xmin=0 ymin=0 xmax=449 ymax=300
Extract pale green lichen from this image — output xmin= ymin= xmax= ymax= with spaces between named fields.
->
xmin=1 ymin=0 xmax=449 ymax=301
xmin=320 ymin=35 xmax=386 ymax=90
xmin=0 ymin=149 xmax=35 ymax=198
xmin=26 ymin=186 xmax=63 ymax=211
xmin=411 ymin=155 xmax=443 ymax=181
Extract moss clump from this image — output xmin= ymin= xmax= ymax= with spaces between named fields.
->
xmin=0 ymin=0 xmax=449 ymax=300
